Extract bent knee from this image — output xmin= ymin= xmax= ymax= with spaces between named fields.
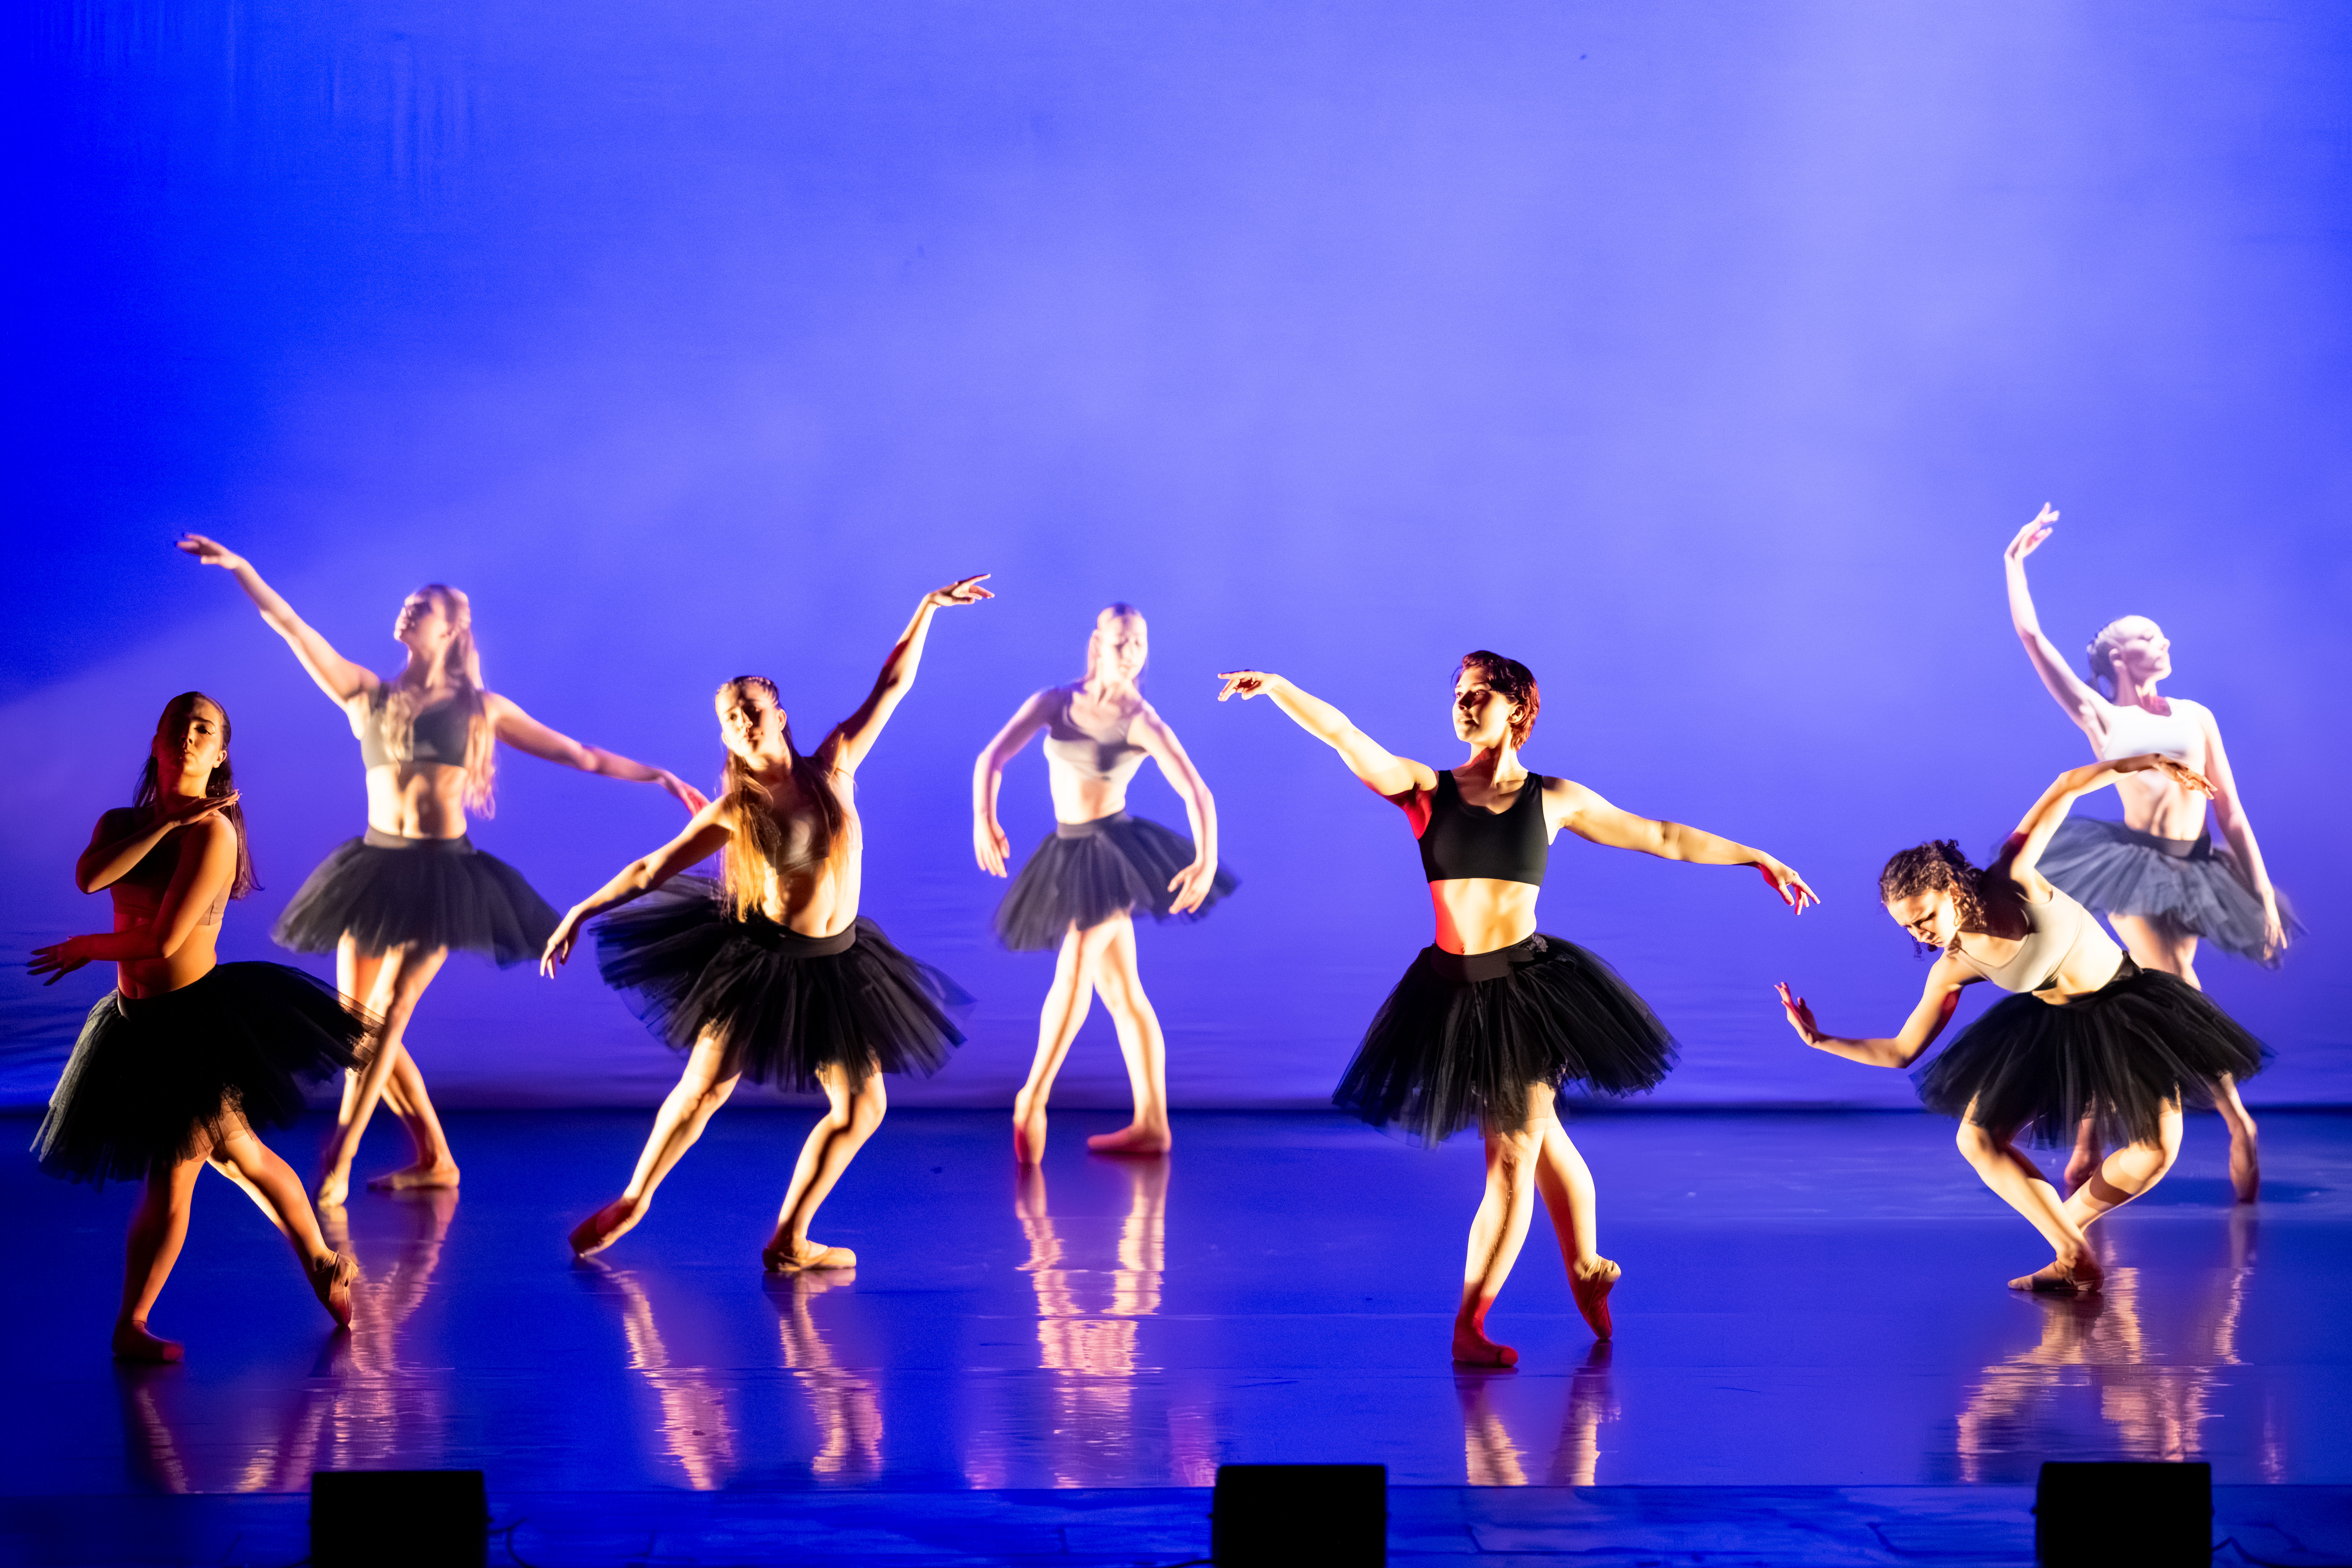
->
xmin=1955 ymin=1122 xmax=2006 ymax=1161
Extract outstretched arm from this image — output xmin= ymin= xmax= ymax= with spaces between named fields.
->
xmin=2002 ymin=507 xmax=2104 ymax=728
xmin=487 ymin=693 xmax=708 ymax=813
xmin=177 ymin=534 xmax=376 ymax=704
xmin=2194 ymin=707 xmax=2288 ymax=957
xmin=1132 ymin=705 xmax=1221 ymax=914
xmin=972 ymin=690 xmax=1052 ymax=877
xmin=823 ymin=575 xmax=994 ymax=777
xmin=2002 ymin=754 xmax=2213 ymax=885
xmin=1776 ymin=954 xmax=1972 ymax=1069
xmin=1213 ymin=671 xmax=1436 ymax=802
xmin=31 ymin=818 xmax=240 ymax=983
xmin=540 ymin=803 xmax=735 ymax=975
xmin=1550 ymin=778 xmax=1818 ymax=911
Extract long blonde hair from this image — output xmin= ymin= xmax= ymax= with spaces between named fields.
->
xmin=379 ymin=583 xmax=498 ymax=813
xmin=713 ymin=676 xmax=851 ymax=921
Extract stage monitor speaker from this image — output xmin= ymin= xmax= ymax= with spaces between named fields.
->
xmin=2034 ymin=1460 xmax=2210 ymax=1567
xmin=311 ymin=1468 xmax=489 ymax=1568
xmin=1212 ymin=1462 xmax=1385 ymax=1567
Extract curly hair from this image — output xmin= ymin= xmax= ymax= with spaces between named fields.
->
xmin=1457 ymin=650 xmax=1540 ymax=747
xmin=1878 ymin=840 xmax=1983 ymax=952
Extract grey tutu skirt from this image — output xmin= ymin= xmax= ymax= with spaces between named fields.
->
xmin=595 ymin=877 xmax=970 ymax=1090
xmin=1915 ymin=957 xmax=2268 ymax=1150
xmin=1333 ymin=934 xmax=1678 ymax=1146
xmin=993 ymin=812 xmax=1238 ymax=950
xmin=2034 ymin=818 xmax=2299 ymax=965
xmin=273 ymin=828 xmax=560 ymax=967
xmin=34 ymin=963 xmax=373 ymax=1189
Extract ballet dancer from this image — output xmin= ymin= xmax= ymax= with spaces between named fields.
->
xmin=1774 ymin=755 xmax=2267 ymax=1294
xmin=31 ymin=693 xmax=371 ymax=1361
xmin=178 ymin=535 xmax=706 ymax=1204
xmin=1217 ymin=654 xmax=1816 ymax=1364
xmin=2004 ymin=504 xmax=2292 ymax=1199
xmin=544 ymin=575 xmax=990 ymax=1269
xmin=973 ymin=603 xmax=1235 ymax=1162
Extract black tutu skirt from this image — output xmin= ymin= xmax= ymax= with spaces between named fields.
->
xmin=1333 ymin=934 xmax=1678 ymax=1145
xmin=273 ymin=828 xmax=560 ymax=966
xmin=33 ymin=963 xmax=373 ymax=1189
xmin=2032 ymin=818 xmax=2299 ymax=965
xmin=993 ymin=812 xmax=1238 ymax=951
xmin=1915 ymin=957 xmax=2269 ymax=1150
xmin=594 ymin=876 xmax=970 ymax=1089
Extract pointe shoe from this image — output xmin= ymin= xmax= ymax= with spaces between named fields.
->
xmin=2009 ymin=1255 xmax=2102 ymax=1295
xmin=763 ymin=1238 xmax=858 ymax=1273
xmin=309 ymin=1251 xmax=361 ymax=1328
xmin=1571 ymin=1258 xmax=1622 ymax=1340
xmin=1085 ymin=1124 xmax=1173 ymax=1158
xmin=569 ymin=1198 xmax=643 ymax=1258
xmin=112 ymin=1320 xmax=186 ymax=1363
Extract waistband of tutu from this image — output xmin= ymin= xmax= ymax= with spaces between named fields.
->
xmin=362 ymin=828 xmax=475 ymax=854
xmin=743 ymin=919 xmax=859 ymax=957
xmin=2077 ymin=819 xmax=2212 ymax=861
xmin=1425 ymin=934 xmax=1546 ymax=984
xmin=1055 ymin=812 xmax=1132 ymax=840
xmin=114 ymin=966 xmax=225 ymax=1016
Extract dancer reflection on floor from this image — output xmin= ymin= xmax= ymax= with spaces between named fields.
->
xmin=545 ymin=576 xmax=990 ymax=1268
xmin=2003 ymin=506 xmax=2294 ymax=1200
xmin=30 ymin=693 xmax=370 ymax=1361
xmin=973 ymin=604 xmax=1235 ymax=1161
xmin=1776 ymin=757 xmax=2267 ymax=1294
xmin=180 ymin=536 xmax=705 ymax=1204
xmin=1217 ymin=655 xmax=1815 ymax=1364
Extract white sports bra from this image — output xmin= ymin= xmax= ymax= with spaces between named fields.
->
xmin=2096 ymin=700 xmax=2197 ymax=766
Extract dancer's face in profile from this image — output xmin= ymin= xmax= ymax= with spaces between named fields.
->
xmin=1885 ymin=890 xmax=1957 ymax=949
xmin=1452 ymin=671 xmax=1521 ymax=749
xmin=716 ymin=683 xmax=786 ymax=764
xmin=394 ymin=589 xmax=457 ymax=658
xmin=2104 ymin=616 xmax=2173 ymax=686
xmin=154 ymin=697 xmax=227 ymax=791
xmin=1092 ymin=612 xmax=1148 ymax=686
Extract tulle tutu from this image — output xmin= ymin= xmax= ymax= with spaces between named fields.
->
xmin=273 ymin=828 xmax=560 ymax=966
xmin=33 ymin=963 xmax=373 ymax=1189
xmin=2035 ymin=818 xmax=2300 ymax=965
xmin=594 ymin=876 xmax=970 ymax=1089
xmin=1333 ymin=933 xmax=1678 ymax=1145
xmin=1915 ymin=957 xmax=2268 ymax=1149
xmin=993 ymin=813 xmax=1239 ymax=950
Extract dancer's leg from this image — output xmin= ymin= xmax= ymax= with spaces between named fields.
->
xmin=317 ymin=941 xmax=450 ymax=1205
xmin=765 ymin=1065 xmax=887 ymax=1271
xmin=210 ymin=1124 xmax=358 ymax=1328
xmin=2063 ymin=1101 xmax=2185 ymax=1230
xmin=366 ymin=1048 xmax=462 ymax=1193
xmin=1533 ymin=1116 xmax=1620 ymax=1339
xmin=570 ymin=1031 xmax=740 ymax=1256
xmin=1012 ymin=923 xmax=1102 ymax=1164
xmin=1086 ymin=915 xmax=1173 ymax=1156
xmin=2211 ymin=1073 xmax=2259 ymax=1204
xmin=1454 ymin=1086 xmax=1549 ymax=1367
xmin=116 ymin=1148 xmax=206 ymax=1362
xmin=1954 ymin=1114 xmax=2099 ymax=1292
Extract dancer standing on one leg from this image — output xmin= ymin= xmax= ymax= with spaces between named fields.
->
xmin=1775 ymin=755 xmax=2267 ymax=1294
xmin=2003 ymin=505 xmax=2294 ymax=1199
xmin=178 ymin=535 xmax=706 ymax=1204
xmin=544 ymin=575 xmax=990 ymax=1268
xmin=30 ymin=692 xmax=371 ymax=1361
xmin=1217 ymin=655 xmax=1816 ymax=1363
xmin=974 ymin=603 xmax=1235 ymax=1163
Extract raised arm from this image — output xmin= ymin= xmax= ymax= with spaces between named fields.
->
xmin=2002 ymin=754 xmax=2213 ymax=885
xmin=1213 ymin=671 xmax=1435 ymax=802
xmin=2002 ymin=507 xmax=2103 ymax=729
xmin=487 ymin=693 xmax=707 ymax=813
xmin=1549 ymin=778 xmax=1818 ymax=911
xmin=822 ymin=575 xmax=994 ymax=777
xmin=177 ymin=534 xmax=377 ymax=704
xmin=971 ymin=689 xmax=1052 ymax=877
xmin=1776 ymin=954 xmax=1972 ymax=1069
xmin=1130 ymin=704 xmax=1220 ymax=914
xmin=2192 ymin=705 xmax=2288 ymax=957
xmin=539 ymin=802 xmax=736 ymax=975
xmin=74 ymin=797 xmax=237 ymax=894
xmin=31 ymin=817 xmax=240 ymax=983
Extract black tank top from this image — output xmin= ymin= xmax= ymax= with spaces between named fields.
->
xmin=1418 ymin=770 xmax=1549 ymax=886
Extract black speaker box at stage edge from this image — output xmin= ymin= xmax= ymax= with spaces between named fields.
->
xmin=2034 ymin=1460 xmax=2212 ymax=1567
xmin=311 ymin=1469 xmax=490 ymax=1568
xmin=1212 ymin=1462 xmax=1387 ymax=1567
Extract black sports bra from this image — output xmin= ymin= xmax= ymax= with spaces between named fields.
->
xmin=358 ymin=687 xmax=475 ymax=771
xmin=1418 ymin=769 xmax=1549 ymax=886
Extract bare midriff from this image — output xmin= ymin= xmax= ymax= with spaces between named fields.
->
xmin=1429 ymin=878 xmax=1541 ymax=956
xmin=737 ymin=810 xmax=867 ymax=939
xmin=1047 ymin=761 xmax=1131 ymax=827
xmin=366 ymin=761 xmax=472 ymax=841
xmin=111 ymin=882 xmax=223 ymax=1001
xmin=2105 ymin=729 xmax=2210 ymax=841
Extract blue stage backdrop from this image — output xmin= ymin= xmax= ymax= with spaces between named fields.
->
xmin=7 ymin=3 xmax=2347 ymax=1111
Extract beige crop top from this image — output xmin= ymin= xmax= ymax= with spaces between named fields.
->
xmin=1954 ymin=883 xmax=2104 ymax=994
xmin=1041 ymin=686 xmax=1149 ymax=787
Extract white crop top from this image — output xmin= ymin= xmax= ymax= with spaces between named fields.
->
xmin=2096 ymin=699 xmax=2197 ymax=766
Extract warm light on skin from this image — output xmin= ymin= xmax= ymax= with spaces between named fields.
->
xmin=394 ymin=589 xmax=458 ymax=656
xmin=156 ymin=700 xmax=227 ymax=792
xmin=2100 ymin=616 xmax=2174 ymax=686
xmin=715 ymin=686 xmax=789 ymax=765
xmin=1885 ymin=890 xmax=1958 ymax=949
xmin=1093 ymin=613 xmax=1148 ymax=685
xmin=1451 ymin=671 xmax=1522 ymax=750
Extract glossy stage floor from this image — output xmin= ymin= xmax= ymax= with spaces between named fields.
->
xmin=5 ymin=1109 xmax=2350 ymax=1565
